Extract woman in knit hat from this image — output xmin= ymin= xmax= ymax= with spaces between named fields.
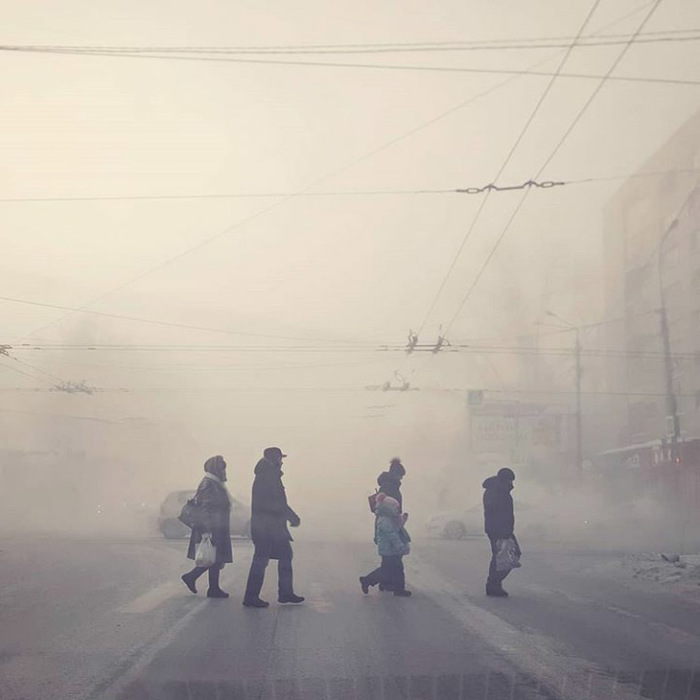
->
xmin=181 ymin=455 xmax=233 ymax=598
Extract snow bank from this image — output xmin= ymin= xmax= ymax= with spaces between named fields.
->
xmin=606 ymin=553 xmax=700 ymax=584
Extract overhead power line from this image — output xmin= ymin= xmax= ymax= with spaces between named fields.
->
xmin=7 ymin=341 xmax=695 ymax=362
xmin=6 ymin=2 xmax=670 ymax=351
xmin=0 ymin=188 xmax=454 ymax=203
xmin=0 ymin=293 xmax=373 ymax=344
xmin=0 ymin=182 xmax=556 ymax=203
xmin=568 ymin=167 xmax=700 ymax=185
xmin=417 ymin=0 xmax=603 ymax=337
xmin=2 ymin=27 xmax=699 ymax=55
xmin=1 ymin=384 xmax=698 ymax=399
xmin=2 ymin=45 xmax=700 ymax=89
xmin=456 ymin=179 xmax=565 ymax=194
xmin=8 ymin=355 xmax=67 ymax=384
xmin=541 ymin=8 xmax=664 ymax=177
xmin=14 ymin=37 xmax=568 ymax=345
xmin=1 ymin=170 xmax=696 ymax=205
xmin=443 ymin=0 xmax=663 ymax=337
xmin=0 ymin=343 xmax=75 ymax=387
xmin=0 ymin=358 xmax=54 ymax=385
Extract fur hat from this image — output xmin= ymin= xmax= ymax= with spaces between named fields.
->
xmin=204 ymin=455 xmax=225 ymax=473
xmin=204 ymin=455 xmax=227 ymax=481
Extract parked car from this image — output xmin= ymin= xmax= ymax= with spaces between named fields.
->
xmin=158 ymin=489 xmax=251 ymax=539
xmin=426 ymin=501 xmax=548 ymax=540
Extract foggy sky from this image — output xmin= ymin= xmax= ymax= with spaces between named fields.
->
xmin=3 ymin=1 xmax=700 ymax=531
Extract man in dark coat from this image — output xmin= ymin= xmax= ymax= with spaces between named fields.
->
xmin=243 ymin=447 xmax=303 ymax=608
xmin=482 ymin=467 xmax=520 ymax=597
xmin=182 ymin=455 xmax=232 ymax=599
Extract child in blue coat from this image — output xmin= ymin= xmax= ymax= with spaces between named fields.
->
xmin=359 ymin=493 xmax=412 ymax=597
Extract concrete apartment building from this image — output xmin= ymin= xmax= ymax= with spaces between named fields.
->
xmin=603 ymin=111 xmax=700 ymax=448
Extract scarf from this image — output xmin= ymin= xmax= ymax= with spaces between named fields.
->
xmin=203 ymin=471 xmax=233 ymax=505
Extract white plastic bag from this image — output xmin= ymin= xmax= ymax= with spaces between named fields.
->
xmin=195 ymin=533 xmax=216 ymax=567
xmin=495 ymin=537 xmax=521 ymax=573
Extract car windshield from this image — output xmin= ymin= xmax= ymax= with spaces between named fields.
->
xmin=3 ymin=4 xmax=700 ymax=699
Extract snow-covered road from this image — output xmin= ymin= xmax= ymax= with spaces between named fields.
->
xmin=1 ymin=536 xmax=700 ymax=699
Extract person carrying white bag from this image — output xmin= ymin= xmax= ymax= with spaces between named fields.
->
xmin=181 ymin=455 xmax=233 ymax=599
xmin=195 ymin=533 xmax=216 ymax=568
xmin=495 ymin=536 xmax=522 ymax=573
xmin=482 ymin=467 xmax=522 ymax=598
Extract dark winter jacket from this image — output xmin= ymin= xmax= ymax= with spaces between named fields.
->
xmin=377 ymin=471 xmax=403 ymax=511
xmin=482 ymin=476 xmax=515 ymax=539
xmin=187 ymin=476 xmax=233 ymax=564
xmin=250 ymin=458 xmax=300 ymax=558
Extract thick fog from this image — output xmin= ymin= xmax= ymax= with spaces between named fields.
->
xmin=2 ymin=0 xmax=700 ymax=555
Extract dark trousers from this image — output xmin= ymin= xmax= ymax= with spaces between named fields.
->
xmin=364 ymin=555 xmax=405 ymax=591
xmin=186 ymin=563 xmax=223 ymax=590
xmin=244 ymin=548 xmax=294 ymax=601
xmin=486 ymin=535 xmax=518 ymax=588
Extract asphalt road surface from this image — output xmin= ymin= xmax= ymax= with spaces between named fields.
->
xmin=1 ymin=535 xmax=700 ymax=700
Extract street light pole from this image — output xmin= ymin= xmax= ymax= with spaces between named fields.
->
xmin=659 ymin=305 xmax=680 ymax=453
xmin=657 ymin=221 xmax=681 ymax=460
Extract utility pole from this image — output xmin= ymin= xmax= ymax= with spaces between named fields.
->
xmin=656 ymin=217 xmax=685 ymax=551
xmin=657 ymin=221 xmax=681 ymax=461
xmin=574 ymin=329 xmax=583 ymax=475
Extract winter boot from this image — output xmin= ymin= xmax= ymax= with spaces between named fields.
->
xmin=206 ymin=565 xmax=228 ymax=598
xmin=181 ymin=573 xmax=198 ymax=594
xmin=278 ymin=594 xmax=305 ymax=604
xmin=486 ymin=584 xmax=508 ymax=597
xmin=207 ymin=588 xmax=230 ymax=599
xmin=393 ymin=589 xmax=412 ymax=597
xmin=243 ymin=597 xmax=270 ymax=608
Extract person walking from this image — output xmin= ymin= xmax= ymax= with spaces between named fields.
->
xmin=181 ymin=455 xmax=233 ymax=599
xmin=482 ymin=467 xmax=520 ymax=597
xmin=242 ymin=447 xmax=304 ymax=608
xmin=373 ymin=457 xmax=408 ymax=591
xmin=359 ymin=493 xmax=411 ymax=597
xmin=377 ymin=457 xmax=405 ymax=511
